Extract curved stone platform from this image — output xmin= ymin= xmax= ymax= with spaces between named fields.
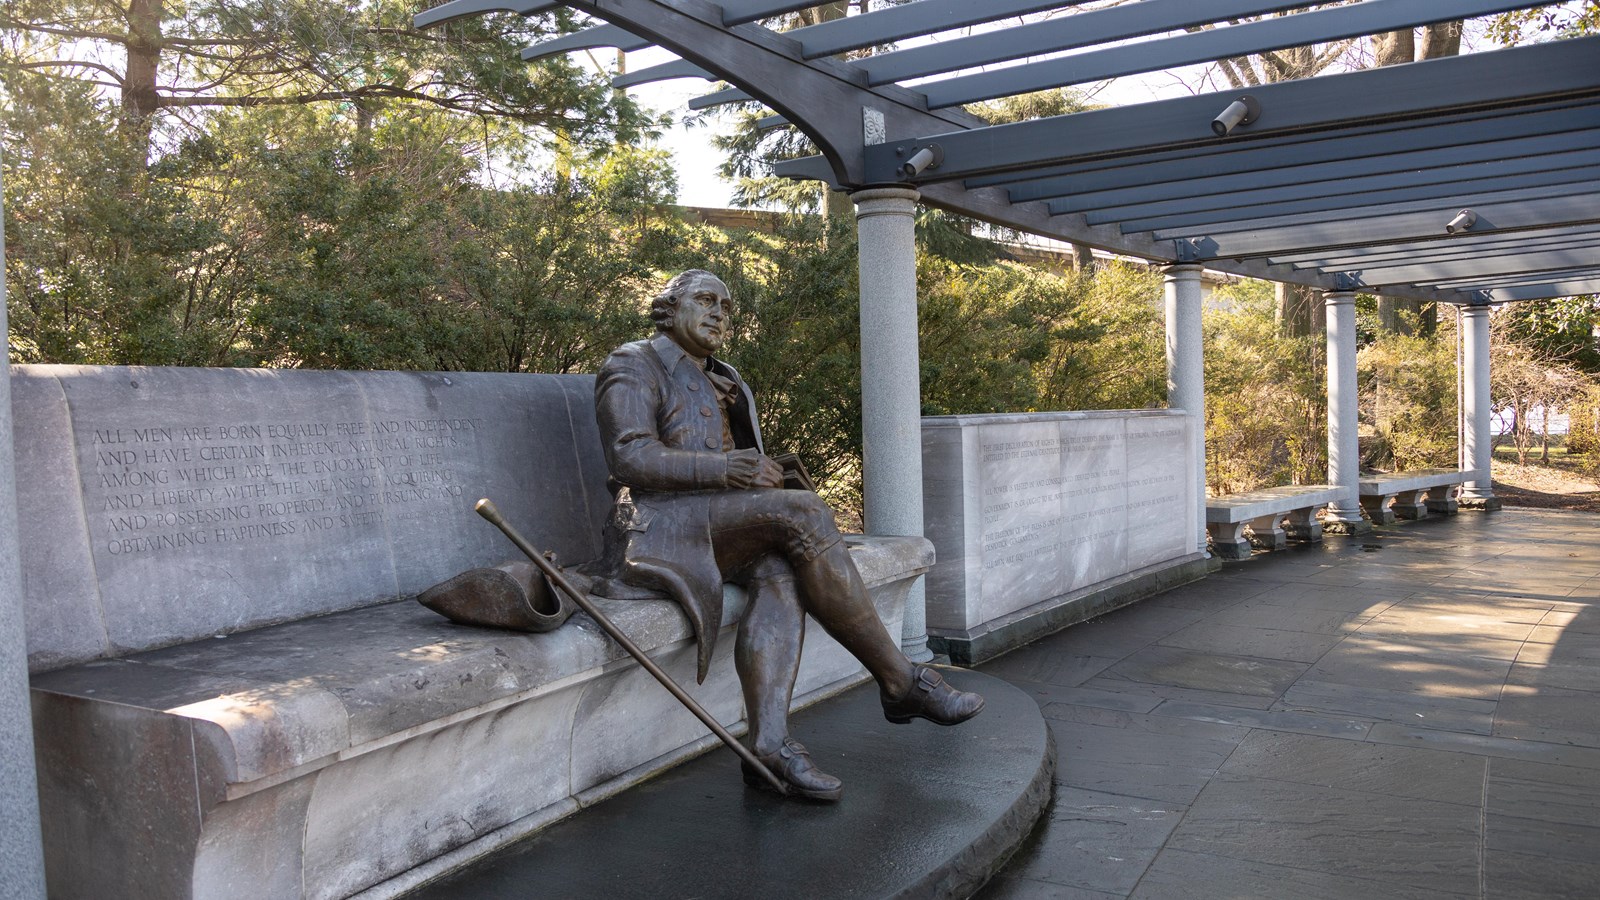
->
xmin=398 ymin=669 xmax=1052 ymax=900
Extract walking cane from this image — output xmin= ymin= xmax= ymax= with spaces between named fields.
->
xmin=474 ymin=498 xmax=789 ymax=795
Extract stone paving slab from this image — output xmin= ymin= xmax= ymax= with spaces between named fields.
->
xmin=976 ymin=508 xmax=1600 ymax=900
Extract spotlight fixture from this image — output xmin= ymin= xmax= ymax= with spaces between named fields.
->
xmin=898 ymin=143 xmax=944 ymax=179
xmin=1211 ymin=95 xmax=1261 ymax=136
xmin=1445 ymin=209 xmax=1478 ymax=234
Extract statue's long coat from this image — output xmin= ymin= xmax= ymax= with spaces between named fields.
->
xmin=581 ymin=333 xmax=763 ymax=682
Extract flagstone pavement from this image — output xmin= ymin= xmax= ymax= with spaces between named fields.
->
xmin=977 ymin=506 xmax=1600 ymax=900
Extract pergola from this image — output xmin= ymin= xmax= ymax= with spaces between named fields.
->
xmin=0 ymin=3 xmax=1596 ymax=887
xmin=407 ymin=0 xmax=1598 ymax=658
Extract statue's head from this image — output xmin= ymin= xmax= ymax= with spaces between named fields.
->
xmin=652 ymin=269 xmax=731 ymax=359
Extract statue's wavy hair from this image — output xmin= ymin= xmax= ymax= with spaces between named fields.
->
xmin=651 ymin=269 xmax=721 ymax=331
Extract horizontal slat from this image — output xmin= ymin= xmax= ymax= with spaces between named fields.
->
xmin=414 ymin=0 xmax=554 ymax=29
xmin=1098 ymin=153 xmax=1600 ymax=230
xmin=1270 ymin=225 xmax=1600 ymax=266
xmin=1169 ymin=191 xmax=1600 ymax=258
xmin=856 ymin=0 xmax=1314 ymax=84
xmin=613 ymin=59 xmax=714 ymax=88
xmin=867 ymin=37 xmax=1600 ymax=183
xmin=1354 ymin=252 xmax=1600 ymax=286
xmin=788 ymin=0 xmax=1087 ymax=56
xmin=916 ymin=0 xmax=1550 ymax=108
xmin=1149 ymin=184 xmax=1597 ymax=240
xmin=1010 ymin=109 xmax=1600 ymax=205
xmin=521 ymin=25 xmax=651 ymax=62
xmin=1487 ymin=278 xmax=1600 ymax=302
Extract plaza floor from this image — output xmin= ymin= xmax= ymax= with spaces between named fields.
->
xmin=976 ymin=506 xmax=1600 ymax=900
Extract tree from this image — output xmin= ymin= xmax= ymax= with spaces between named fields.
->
xmin=0 ymin=0 xmax=650 ymax=163
xmin=1492 ymin=312 xmax=1587 ymax=465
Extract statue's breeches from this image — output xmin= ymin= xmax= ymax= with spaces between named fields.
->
xmin=708 ymin=489 xmax=843 ymax=575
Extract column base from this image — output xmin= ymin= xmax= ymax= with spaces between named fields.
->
xmin=1459 ymin=496 xmax=1502 ymax=512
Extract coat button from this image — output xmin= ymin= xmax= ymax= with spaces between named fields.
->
xmin=699 ymin=406 xmax=713 ymax=417
xmin=704 ymin=437 xmax=719 ymax=449
xmin=687 ymin=382 xmax=701 ymax=391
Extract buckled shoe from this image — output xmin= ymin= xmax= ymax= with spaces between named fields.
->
xmin=881 ymin=665 xmax=986 ymax=726
xmin=741 ymin=737 xmax=844 ymax=802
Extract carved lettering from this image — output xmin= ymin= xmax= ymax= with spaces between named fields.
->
xmin=82 ymin=415 xmax=483 ymax=558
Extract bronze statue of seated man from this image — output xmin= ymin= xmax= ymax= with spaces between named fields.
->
xmin=424 ymin=269 xmax=983 ymax=801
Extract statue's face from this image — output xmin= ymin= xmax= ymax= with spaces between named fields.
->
xmin=666 ymin=274 xmax=732 ymax=359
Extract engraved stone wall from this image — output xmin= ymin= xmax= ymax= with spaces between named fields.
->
xmin=922 ymin=410 xmax=1197 ymax=635
xmin=13 ymin=366 xmax=611 ymax=670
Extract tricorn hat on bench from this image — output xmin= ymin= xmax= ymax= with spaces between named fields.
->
xmin=418 ymin=561 xmax=575 ymax=633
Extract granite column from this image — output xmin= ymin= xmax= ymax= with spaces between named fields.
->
xmin=0 ymin=173 xmax=48 ymax=897
xmin=1460 ymin=303 xmax=1500 ymax=510
xmin=1163 ymin=264 xmax=1207 ymax=555
xmin=1323 ymin=289 xmax=1370 ymax=533
xmin=852 ymin=187 xmax=931 ymax=661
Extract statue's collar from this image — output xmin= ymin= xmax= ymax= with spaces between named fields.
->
xmin=650 ymin=332 xmax=715 ymax=373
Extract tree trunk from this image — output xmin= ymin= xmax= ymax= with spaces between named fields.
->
xmin=1070 ymin=242 xmax=1096 ymax=275
xmin=1369 ymin=27 xmax=1453 ymax=336
xmin=1276 ymin=282 xmax=1324 ymax=337
xmin=123 ymin=0 xmax=164 ymax=164
xmin=1420 ymin=22 xmax=1463 ymax=60
xmin=1371 ymin=29 xmax=1415 ymax=67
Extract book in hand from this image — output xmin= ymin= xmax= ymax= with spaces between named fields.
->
xmin=770 ymin=453 xmax=816 ymax=492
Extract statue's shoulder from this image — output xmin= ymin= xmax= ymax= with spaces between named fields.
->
xmin=600 ymin=339 xmax=658 ymax=373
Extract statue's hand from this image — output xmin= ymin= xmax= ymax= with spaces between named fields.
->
xmin=726 ymin=449 xmax=785 ymax=489
xmin=725 ymin=449 xmax=763 ymax=488
xmin=754 ymin=455 xmax=785 ymax=489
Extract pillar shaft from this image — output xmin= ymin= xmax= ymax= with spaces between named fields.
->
xmin=0 ymin=175 xmax=48 ymax=897
xmin=852 ymin=187 xmax=931 ymax=661
xmin=1460 ymin=305 xmax=1499 ymax=508
xmin=1163 ymin=265 xmax=1207 ymax=555
xmin=1323 ymin=290 xmax=1369 ymax=532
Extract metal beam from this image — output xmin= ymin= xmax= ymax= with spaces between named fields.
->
xmin=853 ymin=0 xmax=1316 ymax=84
xmin=1298 ymin=240 xmax=1600 ymax=275
xmin=1484 ymin=279 xmax=1600 ymax=301
xmin=1350 ymin=251 xmax=1600 ymax=286
xmin=1028 ymin=123 xmax=1600 ymax=209
xmin=1425 ymin=266 xmax=1599 ymax=289
xmin=613 ymin=58 xmax=713 ymax=87
xmin=913 ymin=0 xmax=1549 ymax=109
xmin=1104 ymin=161 xmax=1600 ymax=232
xmin=718 ymin=0 xmax=861 ymax=26
xmin=969 ymin=98 xmax=1599 ymax=191
xmin=1271 ymin=226 xmax=1600 ymax=266
xmin=787 ymin=0 xmax=1094 ymax=57
xmin=415 ymin=0 xmax=555 ymax=29
xmin=865 ymin=36 xmax=1600 ymax=183
xmin=1171 ymin=192 xmax=1600 ymax=259
xmin=1150 ymin=185 xmax=1600 ymax=241
xmin=688 ymin=86 xmax=754 ymax=109
xmin=521 ymin=24 xmax=650 ymax=61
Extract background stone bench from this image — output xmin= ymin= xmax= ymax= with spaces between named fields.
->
xmin=15 ymin=365 xmax=929 ymax=900
xmin=1205 ymin=484 xmax=1343 ymax=559
xmin=1358 ymin=468 xmax=1462 ymax=523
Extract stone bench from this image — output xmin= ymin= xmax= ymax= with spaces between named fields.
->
xmin=14 ymin=366 xmax=931 ymax=900
xmin=1358 ymin=468 xmax=1462 ymax=524
xmin=1205 ymin=484 xmax=1344 ymax=559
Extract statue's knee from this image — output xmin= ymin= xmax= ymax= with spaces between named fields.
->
xmin=777 ymin=492 xmax=841 ymax=562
